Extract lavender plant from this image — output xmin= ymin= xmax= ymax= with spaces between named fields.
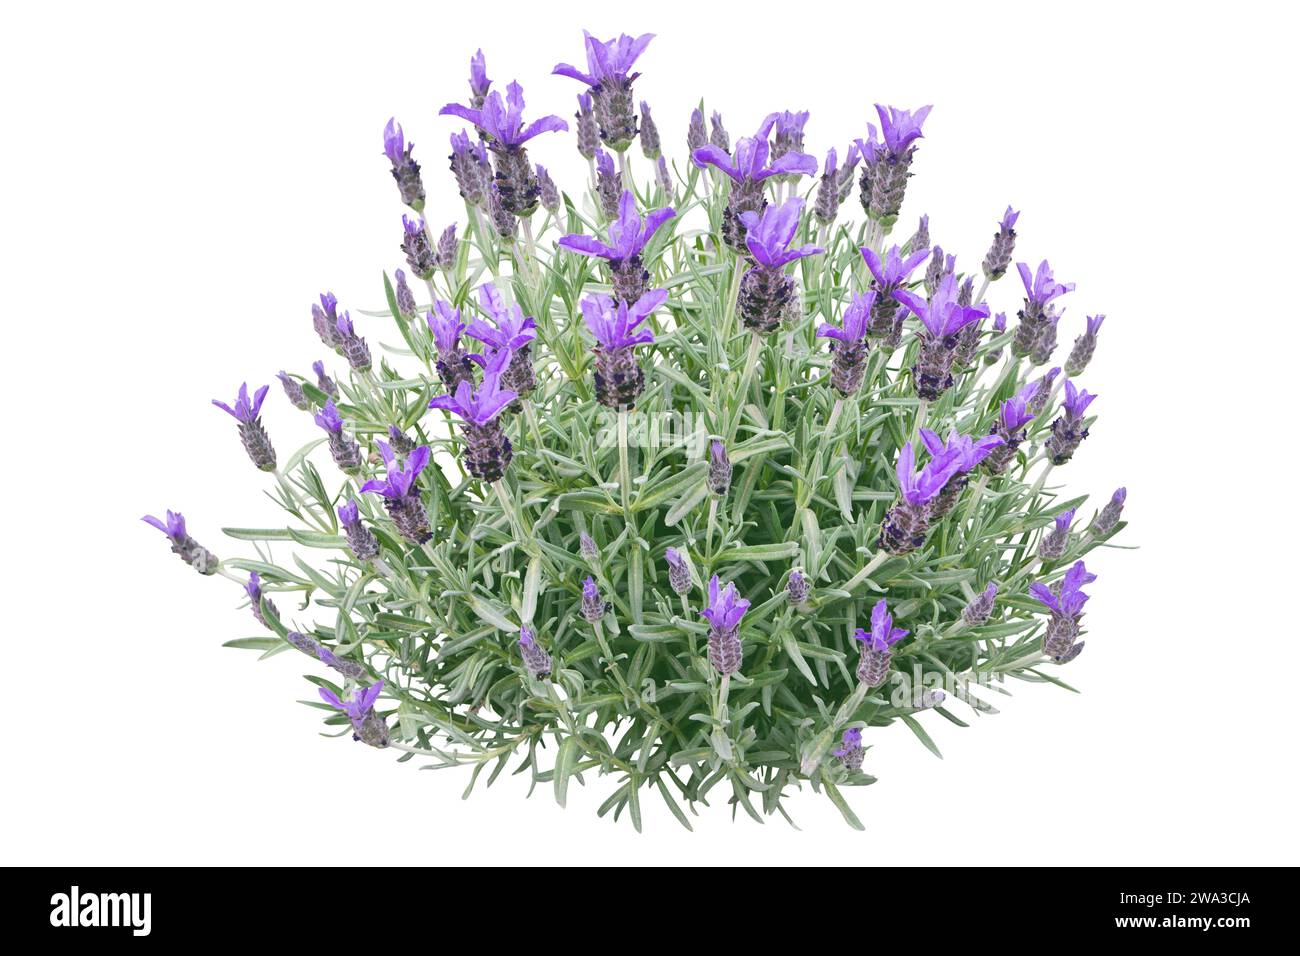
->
xmin=144 ymin=34 xmax=1130 ymax=831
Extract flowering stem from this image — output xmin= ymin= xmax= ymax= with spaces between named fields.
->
xmin=841 ymin=551 xmax=891 ymax=595
xmin=617 ymin=408 xmax=632 ymax=516
xmin=973 ymin=276 xmax=991 ymax=307
xmin=729 ymin=333 xmax=763 ymax=441
xmin=911 ymin=399 xmax=929 ymax=444
xmin=963 ymin=473 xmax=990 ymax=526
xmin=706 ymin=497 xmax=719 ymax=555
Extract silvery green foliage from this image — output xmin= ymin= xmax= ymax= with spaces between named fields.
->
xmin=150 ymin=46 xmax=1128 ymax=831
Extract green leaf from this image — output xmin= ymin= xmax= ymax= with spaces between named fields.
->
xmin=553 ymin=736 xmax=581 ymax=808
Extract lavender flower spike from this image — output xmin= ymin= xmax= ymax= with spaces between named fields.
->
xmin=983 ymin=379 xmax=1041 ymax=475
xmin=686 ymin=107 xmax=707 ymax=153
xmin=448 ymin=129 xmax=490 ymax=206
xmin=559 ymin=189 xmax=676 ymax=303
xmin=535 ymin=164 xmax=560 ymax=216
xmin=1065 ymin=314 xmax=1106 ymax=377
xmin=981 ymin=206 xmax=1019 ymax=280
xmin=594 ymin=149 xmax=621 ymax=219
xmin=854 ymin=598 xmax=908 ymax=686
xmin=878 ymin=441 xmax=960 ymax=554
xmin=787 ymin=569 xmax=811 ymax=608
xmin=393 ymin=269 xmax=417 ymax=318
xmin=707 ymin=439 xmax=732 ymax=496
xmin=576 ymin=93 xmax=599 ymax=160
xmin=768 ymin=110 xmax=810 ymax=179
xmin=401 ymin=214 xmax=436 ymax=280
xmin=244 ymin=571 xmax=278 ymax=629
xmin=1011 ymin=259 xmax=1075 ymax=359
xmin=319 ymin=681 xmax=389 ymax=748
xmin=665 ymin=547 xmax=692 ymax=596
xmin=857 ymin=103 xmax=933 ymax=225
xmin=1046 ymin=381 xmax=1097 ymax=465
xmin=1038 ymin=508 xmax=1076 ymax=560
xmin=962 ymin=583 xmax=998 ymax=626
xmin=360 ymin=442 xmax=433 ymax=543
xmin=581 ymin=288 xmax=666 ymax=409
xmin=814 ymin=145 xmax=858 ymax=225
xmin=312 ymin=360 xmax=338 ymax=398
xmin=468 ymin=49 xmax=491 ymax=109
xmin=736 ymin=198 xmax=823 ymax=334
xmin=467 ymin=283 xmax=538 ymax=399
xmin=335 ymin=312 xmax=371 ymax=373
xmin=894 ymin=274 xmax=991 ymax=400
xmin=312 ymin=291 xmax=343 ymax=350
xmin=693 ymin=116 xmax=817 ymax=250
xmin=1093 ymin=487 xmax=1127 ymax=536
xmin=277 ymin=371 xmax=309 ymax=410
xmin=435 ymin=223 xmax=458 ymax=270
xmin=519 ymin=625 xmax=552 ymax=680
xmin=639 ymin=101 xmax=661 ymax=159
xmin=919 ymin=427 xmax=1005 ymax=519
xmin=581 ymin=576 xmax=607 ymax=623
xmin=860 ymin=244 xmax=931 ymax=344
xmin=383 ymin=118 xmax=425 ymax=211
xmin=701 ymin=575 xmax=750 ymax=676
xmin=142 ymin=510 xmax=218 ymax=575
xmin=579 ymin=532 xmax=600 ymax=562
xmin=1029 ymin=560 xmax=1096 ymax=663
xmin=709 ymin=112 xmax=730 ymax=152
xmin=428 ymin=348 xmax=517 ymax=482
xmin=427 ymin=300 xmax=475 ymax=395
xmin=1026 ymin=366 xmax=1061 ymax=415
xmin=983 ymin=312 xmax=1008 ymax=366
xmin=337 ymin=498 xmax=379 ymax=562
xmin=213 ymin=383 xmax=276 ymax=471
xmin=816 ymin=291 xmax=877 ymax=396
xmin=313 ymin=399 xmax=363 ymax=475
xmin=832 ymin=727 xmax=865 ymax=771
xmin=553 ymin=31 xmax=655 ymax=151
xmin=441 ymin=82 xmax=568 ymax=217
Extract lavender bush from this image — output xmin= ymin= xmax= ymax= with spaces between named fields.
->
xmin=143 ymin=32 xmax=1128 ymax=830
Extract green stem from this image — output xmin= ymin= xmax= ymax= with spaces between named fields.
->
xmin=617 ymin=408 xmax=632 ymax=516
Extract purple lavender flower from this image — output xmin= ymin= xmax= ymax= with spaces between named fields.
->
xmin=962 ymin=583 xmax=998 ymax=626
xmin=535 ymin=164 xmax=560 ymax=216
xmin=360 ymin=442 xmax=433 ymax=543
xmin=383 ymin=118 xmax=425 ymax=210
xmin=319 ymin=680 xmax=389 ymax=748
xmin=559 ymin=190 xmax=675 ymax=303
xmin=488 ymin=183 xmax=517 ymax=241
xmin=814 ymin=146 xmax=859 ymax=225
xmin=387 ymin=426 xmax=416 ymax=455
xmin=580 ymin=576 xmax=608 ymax=624
xmin=787 ymin=569 xmax=811 ymax=608
xmin=983 ymin=379 xmax=1041 ymax=475
xmin=579 ymin=532 xmax=599 ymax=562
xmin=312 ymin=291 xmax=343 ymax=350
xmin=693 ymin=115 xmax=817 ymax=250
xmin=142 ymin=510 xmax=218 ymax=575
xmin=894 ymin=274 xmax=991 ymax=400
xmin=581 ymin=289 xmax=666 ymax=409
xmin=665 ymin=547 xmax=692 ymax=596
xmin=338 ymin=498 xmax=379 ymax=562
xmin=1029 ymin=560 xmax=1096 ymax=663
xmin=735 ymin=198 xmax=822 ymax=334
xmin=856 ymin=104 xmax=932 ymax=224
xmin=860 ymin=244 xmax=931 ymax=343
xmin=707 ymin=439 xmax=732 ymax=496
xmin=213 ymin=383 xmax=276 ymax=471
xmin=639 ymin=101 xmax=661 ymax=159
xmin=854 ymin=598 xmax=908 ymax=686
xmin=816 ymin=291 xmax=876 ymax=396
xmin=576 ymin=93 xmax=599 ymax=160
xmin=467 ymin=283 xmax=538 ymax=399
xmin=981 ymin=206 xmax=1019 ymax=280
xmin=434 ymin=224 xmax=458 ymax=270
xmin=1093 ymin=487 xmax=1127 ymax=536
xmin=335 ymin=312 xmax=371 ymax=373
xmin=553 ymin=32 xmax=654 ymax=151
xmin=768 ymin=110 xmax=810 ymax=179
xmin=1030 ymin=314 xmax=1060 ymax=366
xmin=919 ymin=427 xmax=1005 ymax=519
xmin=429 ymin=348 xmax=517 ymax=482
xmin=441 ymin=82 xmax=568 ymax=217
xmin=1026 ymin=366 xmax=1061 ymax=416
xmin=904 ymin=214 xmax=930 ymax=256
xmin=1046 ymin=381 xmax=1097 ymax=465
xmin=393 ymin=269 xmax=417 ymax=317
xmin=1011 ymin=259 xmax=1075 ymax=359
xmin=468 ymin=48 xmax=491 ymax=109
xmin=923 ymin=246 xmax=956 ymax=297
xmin=701 ymin=575 xmax=750 ymax=676
xmin=594 ymin=149 xmax=621 ymax=219
xmin=244 ymin=571 xmax=278 ymax=629
xmin=519 ymin=625 xmax=552 ymax=680
xmin=1065 ymin=314 xmax=1106 ymax=377
xmin=709 ymin=112 xmax=730 ymax=152
xmin=879 ymin=441 xmax=961 ymax=554
xmin=401 ymin=214 xmax=437 ymax=281
xmin=687 ymin=107 xmax=707 ymax=153
xmin=317 ymin=645 xmax=366 ymax=680
xmin=655 ymin=155 xmax=672 ymax=195
xmin=313 ymin=399 xmax=363 ymax=474
xmin=313 ymin=360 xmax=337 ymax=398
xmin=983 ymin=312 xmax=1008 ymax=366
xmin=448 ymin=129 xmax=490 ymax=206
xmin=277 ymin=371 xmax=309 ymax=410
xmin=426 ymin=300 xmax=475 ymax=395
xmin=1038 ymin=508 xmax=1076 ymax=560
xmin=832 ymin=727 xmax=865 ymax=771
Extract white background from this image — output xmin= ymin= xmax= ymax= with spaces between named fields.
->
xmin=3 ymin=1 xmax=1297 ymax=866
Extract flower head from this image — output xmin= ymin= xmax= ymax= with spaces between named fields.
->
xmin=919 ymin=427 xmax=1005 ymax=474
xmin=692 ymin=115 xmax=817 ymax=183
xmin=337 ymin=498 xmax=361 ymax=527
xmin=361 ymin=442 xmax=431 ymax=499
xmin=1061 ymin=380 xmax=1097 ymax=419
xmin=581 ymin=288 xmax=666 ymax=350
xmin=857 ymin=103 xmax=932 ymax=162
xmin=466 ymin=283 xmax=537 ymax=352
xmin=700 ymin=575 xmax=750 ymax=634
xmin=1017 ymin=259 xmax=1076 ymax=309
xmin=142 ymin=510 xmax=187 ymax=543
xmin=738 ymin=198 xmax=823 ymax=268
xmin=817 ymin=291 xmax=877 ymax=344
xmin=854 ymin=598 xmax=909 ymax=652
xmin=319 ymin=680 xmax=384 ymax=723
xmin=383 ymin=118 xmax=409 ymax=166
xmin=428 ymin=348 xmax=518 ymax=426
xmin=861 ymin=244 xmax=930 ymax=289
xmin=553 ymin=31 xmax=655 ymax=87
xmin=440 ymin=81 xmax=568 ymax=148
xmin=1029 ymin=561 xmax=1096 ymax=618
xmin=212 ymin=383 xmax=269 ymax=423
xmin=895 ymin=441 xmax=960 ymax=506
xmin=426 ymin=300 xmax=467 ymax=355
xmin=999 ymin=380 xmax=1042 ymax=432
xmin=469 ymin=49 xmax=491 ymax=102
xmin=559 ymin=190 xmax=675 ymax=261
xmin=832 ymin=727 xmax=863 ymax=757
xmin=1000 ymin=206 xmax=1020 ymax=231
xmin=894 ymin=274 xmax=990 ymax=340
xmin=312 ymin=399 xmax=345 ymax=434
